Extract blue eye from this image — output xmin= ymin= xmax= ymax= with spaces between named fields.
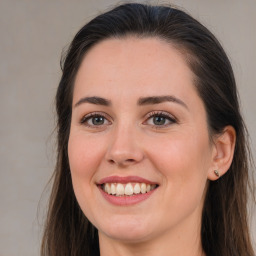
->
xmin=145 ymin=112 xmax=176 ymax=127
xmin=152 ymin=116 xmax=168 ymax=125
xmin=81 ymin=113 xmax=111 ymax=127
xmin=90 ymin=116 xmax=105 ymax=125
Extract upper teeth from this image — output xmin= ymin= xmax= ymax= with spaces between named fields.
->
xmin=103 ymin=183 xmax=157 ymax=196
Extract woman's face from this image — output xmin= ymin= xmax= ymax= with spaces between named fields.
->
xmin=68 ymin=37 xmax=215 ymax=243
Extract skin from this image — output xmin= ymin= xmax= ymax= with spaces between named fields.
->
xmin=68 ymin=37 xmax=235 ymax=256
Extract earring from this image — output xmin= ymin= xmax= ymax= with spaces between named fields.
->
xmin=214 ymin=170 xmax=220 ymax=178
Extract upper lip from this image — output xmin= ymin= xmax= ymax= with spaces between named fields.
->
xmin=97 ymin=176 xmax=158 ymax=185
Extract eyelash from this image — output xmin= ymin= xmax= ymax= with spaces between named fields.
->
xmin=80 ymin=111 xmax=177 ymax=129
xmin=80 ymin=112 xmax=111 ymax=128
xmin=144 ymin=111 xmax=177 ymax=129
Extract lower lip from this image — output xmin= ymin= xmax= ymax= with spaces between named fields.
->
xmin=98 ymin=186 xmax=157 ymax=206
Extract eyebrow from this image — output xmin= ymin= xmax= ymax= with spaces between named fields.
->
xmin=74 ymin=96 xmax=111 ymax=107
xmin=74 ymin=95 xmax=188 ymax=109
xmin=137 ymin=95 xmax=188 ymax=109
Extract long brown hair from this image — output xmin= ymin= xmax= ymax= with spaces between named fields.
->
xmin=41 ymin=3 xmax=255 ymax=256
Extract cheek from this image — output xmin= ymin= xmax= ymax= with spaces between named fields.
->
xmin=67 ymin=134 xmax=107 ymax=221
xmin=68 ymin=134 xmax=103 ymax=205
xmin=68 ymin=134 xmax=105 ymax=179
xmin=150 ymin=132 xmax=210 ymax=168
xmin=148 ymin=131 xmax=211 ymax=198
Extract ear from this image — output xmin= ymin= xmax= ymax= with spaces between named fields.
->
xmin=208 ymin=126 xmax=236 ymax=181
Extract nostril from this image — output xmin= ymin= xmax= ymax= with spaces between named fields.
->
xmin=126 ymin=159 xmax=135 ymax=162
xmin=108 ymin=158 xmax=136 ymax=165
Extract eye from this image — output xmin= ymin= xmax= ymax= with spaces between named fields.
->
xmin=80 ymin=112 xmax=111 ymax=128
xmin=144 ymin=111 xmax=177 ymax=128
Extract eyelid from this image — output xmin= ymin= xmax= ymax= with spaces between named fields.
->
xmin=80 ymin=111 xmax=112 ymax=126
xmin=143 ymin=110 xmax=177 ymax=127
xmin=79 ymin=110 xmax=177 ymax=129
xmin=145 ymin=110 xmax=176 ymax=120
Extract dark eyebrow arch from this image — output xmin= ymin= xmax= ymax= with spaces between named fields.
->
xmin=137 ymin=95 xmax=188 ymax=109
xmin=74 ymin=96 xmax=111 ymax=107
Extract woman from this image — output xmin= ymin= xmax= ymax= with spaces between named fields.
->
xmin=41 ymin=3 xmax=255 ymax=256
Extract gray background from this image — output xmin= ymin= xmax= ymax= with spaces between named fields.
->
xmin=0 ymin=0 xmax=255 ymax=255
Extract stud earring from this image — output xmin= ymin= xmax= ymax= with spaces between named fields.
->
xmin=214 ymin=170 xmax=220 ymax=178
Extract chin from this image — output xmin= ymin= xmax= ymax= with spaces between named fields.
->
xmin=97 ymin=215 xmax=154 ymax=243
xmin=102 ymin=228 xmax=152 ymax=243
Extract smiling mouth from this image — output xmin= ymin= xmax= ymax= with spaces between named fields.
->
xmin=100 ymin=183 xmax=158 ymax=197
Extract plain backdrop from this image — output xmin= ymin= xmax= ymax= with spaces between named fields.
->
xmin=0 ymin=0 xmax=255 ymax=255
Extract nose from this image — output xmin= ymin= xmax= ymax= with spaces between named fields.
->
xmin=105 ymin=125 xmax=144 ymax=167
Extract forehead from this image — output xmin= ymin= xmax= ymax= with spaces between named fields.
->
xmin=77 ymin=36 xmax=192 ymax=77
xmin=73 ymin=37 xmax=198 ymax=105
